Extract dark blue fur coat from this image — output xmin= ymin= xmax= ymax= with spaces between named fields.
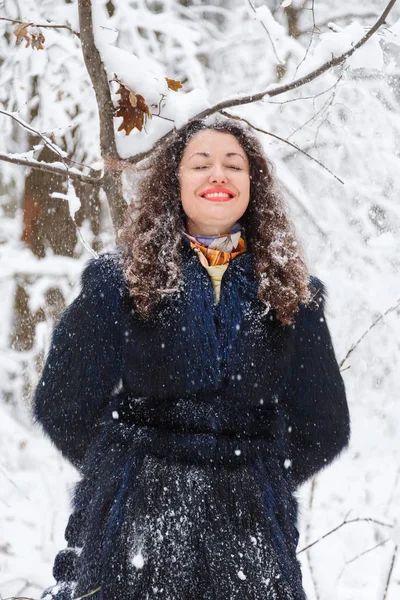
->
xmin=34 ymin=246 xmax=350 ymax=600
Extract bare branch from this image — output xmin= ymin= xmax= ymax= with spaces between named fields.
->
xmin=337 ymin=538 xmax=391 ymax=581
xmin=78 ymin=0 xmax=126 ymax=232
xmin=0 ymin=16 xmax=80 ymax=38
xmin=245 ymin=0 xmax=284 ymax=65
xmin=294 ymin=0 xmax=319 ymax=78
xmin=316 ymin=12 xmax=378 ymax=30
xmin=195 ymin=0 xmax=397 ymax=113
xmin=339 ymin=297 xmax=400 ymax=369
xmin=129 ymin=0 xmax=397 ymax=165
xmin=305 ymin=477 xmax=321 ymax=599
xmin=286 ymin=73 xmax=342 ymax=141
xmin=382 ymin=546 xmax=398 ymax=600
xmin=0 ymin=152 xmax=102 ymax=184
xmin=0 ymin=108 xmax=99 ymax=175
xmin=267 ymin=75 xmax=345 ymax=105
xmin=220 ymin=110 xmax=344 ymax=184
xmin=297 ymin=516 xmax=394 ymax=555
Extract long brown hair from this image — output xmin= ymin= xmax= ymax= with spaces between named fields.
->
xmin=120 ymin=117 xmax=311 ymax=324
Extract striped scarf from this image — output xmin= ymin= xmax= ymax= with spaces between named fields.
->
xmin=183 ymin=223 xmax=246 ymax=267
xmin=183 ymin=224 xmax=246 ymax=302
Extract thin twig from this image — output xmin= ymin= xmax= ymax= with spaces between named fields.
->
xmin=0 ymin=16 xmax=80 ymax=38
xmin=0 ymin=108 xmax=98 ymax=174
xmin=220 ymin=110 xmax=344 ymax=184
xmin=305 ymin=477 xmax=320 ymax=599
xmin=286 ymin=72 xmax=343 ymax=140
xmin=384 ymin=466 xmax=400 ymax=517
xmin=267 ymin=75 xmax=345 ymax=105
xmin=128 ymin=0 xmax=398 ymax=164
xmin=0 ymin=152 xmax=102 ymax=184
xmin=339 ymin=297 xmax=400 ymax=369
xmin=294 ymin=0 xmax=320 ymax=78
xmin=0 ymin=461 xmax=31 ymax=501
xmin=382 ymin=545 xmax=398 ymax=600
xmin=316 ymin=12 xmax=378 ymax=30
xmin=245 ymin=0 xmax=283 ymax=65
xmin=297 ymin=517 xmax=394 ymax=555
xmin=337 ymin=538 xmax=391 ymax=581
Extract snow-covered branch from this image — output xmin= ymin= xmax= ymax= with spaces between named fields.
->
xmin=220 ymin=110 xmax=344 ymax=184
xmin=0 ymin=152 xmax=102 ymax=184
xmin=0 ymin=16 xmax=80 ymax=38
xmin=128 ymin=0 xmax=398 ymax=165
xmin=0 ymin=108 xmax=100 ymax=177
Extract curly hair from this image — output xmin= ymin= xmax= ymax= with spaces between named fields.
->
xmin=120 ymin=117 xmax=312 ymax=325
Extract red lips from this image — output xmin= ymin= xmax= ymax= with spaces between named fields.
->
xmin=200 ymin=187 xmax=236 ymax=202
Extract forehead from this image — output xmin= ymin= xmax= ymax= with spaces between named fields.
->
xmin=182 ymin=129 xmax=246 ymax=158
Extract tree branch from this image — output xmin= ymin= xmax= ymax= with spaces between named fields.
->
xmin=297 ymin=516 xmax=394 ymax=555
xmin=220 ymin=110 xmax=344 ymax=184
xmin=339 ymin=297 xmax=400 ymax=369
xmin=78 ymin=0 xmax=126 ymax=232
xmin=0 ymin=152 xmax=102 ymax=184
xmin=382 ymin=546 xmax=398 ymax=600
xmin=128 ymin=0 xmax=397 ymax=165
xmin=337 ymin=538 xmax=391 ymax=581
xmin=316 ymin=12 xmax=378 ymax=30
xmin=0 ymin=108 xmax=99 ymax=175
xmin=245 ymin=0 xmax=284 ymax=65
xmin=0 ymin=16 xmax=80 ymax=38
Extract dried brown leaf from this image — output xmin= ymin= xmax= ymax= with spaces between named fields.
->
xmin=14 ymin=23 xmax=31 ymax=47
xmin=114 ymin=84 xmax=152 ymax=135
xmin=165 ymin=77 xmax=183 ymax=92
xmin=31 ymin=32 xmax=45 ymax=50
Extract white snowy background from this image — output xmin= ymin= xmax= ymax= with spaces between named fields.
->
xmin=0 ymin=0 xmax=400 ymax=598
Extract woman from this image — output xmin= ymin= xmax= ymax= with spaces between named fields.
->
xmin=34 ymin=118 xmax=350 ymax=600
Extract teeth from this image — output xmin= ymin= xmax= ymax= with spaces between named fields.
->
xmin=203 ymin=192 xmax=232 ymax=198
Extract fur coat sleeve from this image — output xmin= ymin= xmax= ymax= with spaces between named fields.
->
xmin=281 ymin=279 xmax=350 ymax=487
xmin=33 ymin=254 xmax=124 ymax=470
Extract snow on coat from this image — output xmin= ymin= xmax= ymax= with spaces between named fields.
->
xmin=34 ymin=246 xmax=350 ymax=600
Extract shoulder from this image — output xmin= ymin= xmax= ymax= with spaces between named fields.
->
xmin=81 ymin=248 xmax=125 ymax=294
xmin=294 ymin=275 xmax=328 ymax=329
xmin=74 ymin=248 xmax=129 ymax=315
xmin=308 ymin=275 xmax=327 ymax=310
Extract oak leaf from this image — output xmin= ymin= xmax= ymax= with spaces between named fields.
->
xmin=13 ymin=23 xmax=45 ymax=50
xmin=114 ymin=83 xmax=152 ymax=135
xmin=14 ymin=23 xmax=31 ymax=47
xmin=165 ymin=77 xmax=183 ymax=92
xmin=31 ymin=32 xmax=45 ymax=50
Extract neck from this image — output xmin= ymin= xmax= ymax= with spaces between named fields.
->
xmin=186 ymin=219 xmax=239 ymax=237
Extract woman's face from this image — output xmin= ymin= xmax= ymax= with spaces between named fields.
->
xmin=179 ymin=129 xmax=250 ymax=235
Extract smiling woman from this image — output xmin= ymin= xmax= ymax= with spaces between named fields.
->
xmin=179 ymin=130 xmax=250 ymax=235
xmin=34 ymin=117 xmax=350 ymax=600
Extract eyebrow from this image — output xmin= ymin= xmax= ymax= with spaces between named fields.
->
xmin=188 ymin=151 xmax=246 ymax=161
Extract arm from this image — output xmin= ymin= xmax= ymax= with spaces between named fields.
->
xmin=281 ymin=278 xmax=350 ymax=487
xmin=33 ymin=252 xmax=124 ymax=470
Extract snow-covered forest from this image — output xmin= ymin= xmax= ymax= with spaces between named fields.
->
xmin=1 ymin=0 xmax=399 ymax=598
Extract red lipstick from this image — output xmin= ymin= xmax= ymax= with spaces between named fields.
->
xmin=199 ymin=187 xmax=236 ymax=202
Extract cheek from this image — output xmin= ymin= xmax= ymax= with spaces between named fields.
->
xmin=238 ymin=176 xmax=250 ymax=204
xmin=180 ymin=174 xmax=199 ymax=216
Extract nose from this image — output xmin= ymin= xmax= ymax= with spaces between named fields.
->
xmin=209 ymin=163 xmax=228 ymax=184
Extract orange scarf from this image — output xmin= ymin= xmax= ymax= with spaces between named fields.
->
xmin=184 ymin=230 xmax=246 ymax=268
